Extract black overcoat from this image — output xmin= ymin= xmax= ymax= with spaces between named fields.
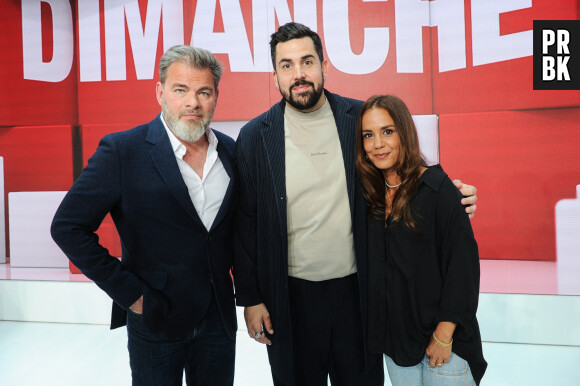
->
xmin=234 ymin=91 xmax=378 ymax=383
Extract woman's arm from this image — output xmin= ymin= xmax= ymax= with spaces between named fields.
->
xmin=430 ymin=177 xmax=481 ymax=355
xmin=425 ymin=321 xmax=456 ymax=367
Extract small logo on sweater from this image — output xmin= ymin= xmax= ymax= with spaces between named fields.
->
xmin=310 ymin=152 xmax=328 ymax=157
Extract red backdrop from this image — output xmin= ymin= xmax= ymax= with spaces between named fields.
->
xmin=1 ymin=0 xmax=579 ymax=263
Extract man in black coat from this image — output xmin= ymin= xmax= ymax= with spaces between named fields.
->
xmin=51 ymin=45 xmax=237 ymax=386
xmin=234 ymin=23 xmax=478 ymax=385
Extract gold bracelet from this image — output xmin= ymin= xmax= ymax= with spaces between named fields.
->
xmin=432 ymin=332 xmax=453 ymax=347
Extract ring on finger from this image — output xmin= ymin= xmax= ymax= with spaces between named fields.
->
xmin=437 ymin=363 xmax=443 ymax=367
xmin=254 ymin=331 xmax=263 ymax=339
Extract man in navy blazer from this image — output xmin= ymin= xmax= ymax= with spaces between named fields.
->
xmin=51 ymin=46 xmax=237 ymax=385
xmin=234 ymin=23 xmax=478 ymax=386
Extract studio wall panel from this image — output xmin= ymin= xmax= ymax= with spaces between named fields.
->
xmin=0 ymin=126 xmax=74 ymax=192
xmin=9 ymin=191 xmax=69 ymax=268
xmin=439 ymin=108 xmax=580 ymax=261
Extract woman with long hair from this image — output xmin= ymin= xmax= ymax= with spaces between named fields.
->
xmin=356 ymin=95 xmax=487 ymax=385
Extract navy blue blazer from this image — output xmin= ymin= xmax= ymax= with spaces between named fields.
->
xmin=51 ymin=115 xmax=237 ymax=339
xmin=234 ymin=91 xmax=378 ymax=382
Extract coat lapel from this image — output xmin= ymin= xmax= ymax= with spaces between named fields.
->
xmin=145 ymin=116 xmax=205 ymax=229
xmin=261 ymin=102 xmax=288 ymax=231
xmin=327 ymin=92 xmax=358 ymax=214
xmin=209 ymin=132 xmax=235 ymax=231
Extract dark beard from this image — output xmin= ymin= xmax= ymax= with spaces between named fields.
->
xmin=284 ymin=80 xmax=324 ymax=111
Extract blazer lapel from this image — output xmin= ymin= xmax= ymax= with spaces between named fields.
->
xmin=209 ymin=133 xmax=235 ymax=231
xmin=261 ymin=102 xmax=287 ymax=231
xmin=327 ymin=92 xmax=358 ymax=214
xmin=146 ymin=116 xmax=204 ymax=228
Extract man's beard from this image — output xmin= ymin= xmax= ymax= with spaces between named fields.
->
xmin=281 ymin=79 xmax=324 ymax=111
xmin=162 ymin=100 xmax=213 ymax=143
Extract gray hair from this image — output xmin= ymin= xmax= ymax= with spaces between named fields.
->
xmin=158 ymin=45 xmax=223 ymax=88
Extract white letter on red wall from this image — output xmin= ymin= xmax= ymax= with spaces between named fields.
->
xmin=323 ymin=0 xmax=389 ymax=74
xmin=105 ymin=0 xmax=179 ymax=81
xmin=251 ymin=0 xmax=318 ymax=71
xmin=396 ymin=0 xmax=466 ymax=73
xmin=251 ymin=0 xmax=293 ymax=72
xmin=22 ymin=0 xmax=73 ymax=82
xmin=191 ymin=0 xmax=253 ymax=72
xmin=471 ymin=0 xmax=532 ymax=66
xmin=79 ymin=0 xmax=101 ymax=81
xmin=105 ymin=0 xmax=129 ymax=81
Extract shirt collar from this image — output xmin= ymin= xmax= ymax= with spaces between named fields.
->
xmin=418 ymin=164 xmax=446 ymax=192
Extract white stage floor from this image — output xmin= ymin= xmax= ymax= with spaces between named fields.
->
xmin=1 ymin=321 xmax=579 ymax=386
xmin=1 ymin=261 xmax=580 ymax=385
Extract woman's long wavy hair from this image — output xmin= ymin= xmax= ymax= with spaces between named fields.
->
xmin=355 ymin=95 xmax=427 ymax=231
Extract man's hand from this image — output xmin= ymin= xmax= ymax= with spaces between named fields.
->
xmin=129 ymin=295 xmax=143 ymax=314
xmin=244 ymin=303 xmax=274 ymax=345
xmin=453 ymin=180 xmax=478 ymax=219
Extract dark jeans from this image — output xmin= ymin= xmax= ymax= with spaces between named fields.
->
xmin=274 ymin=274 xmax=383 ymax=386
xmin=126 ymin=295 xmax=235 ymax=386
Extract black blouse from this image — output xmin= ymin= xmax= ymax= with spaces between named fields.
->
xmin=366 ymin=165 xmax=487 ymax=384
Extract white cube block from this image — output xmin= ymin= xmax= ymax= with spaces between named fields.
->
xmin=556 ymin=185 xmax=580 ymax=295
xmin=413 ymin=115 xmax=440 ymax=166
xmin=0 ymin=157 xmax=5 ymax=264
xmin=9 ymin=191 xmax=68 ymax=268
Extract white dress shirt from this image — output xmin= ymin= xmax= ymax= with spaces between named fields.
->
xmin=161 ymin=115 xmax=229 ymax=231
